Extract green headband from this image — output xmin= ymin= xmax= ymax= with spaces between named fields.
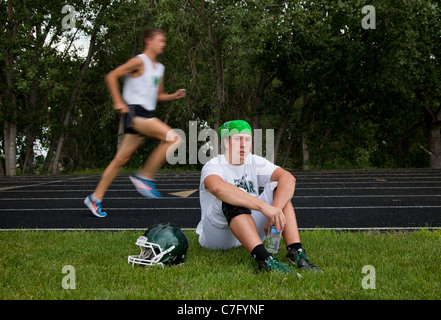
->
xmin=218 ymin=120 xmax=252 ymax=138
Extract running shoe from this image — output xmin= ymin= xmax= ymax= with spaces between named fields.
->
xmin=84 ymin=194 xmax=107 ymax=218
xmin=129 ymin=173 xmax=162 ymax=198
xmin=287 ymin=248 xmax=322 ymax=273
xmin=258 ymin=256 xmax=292 ymax=274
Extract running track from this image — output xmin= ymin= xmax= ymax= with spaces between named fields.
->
xmin=0 ymin=169 xmax=440 ymax=231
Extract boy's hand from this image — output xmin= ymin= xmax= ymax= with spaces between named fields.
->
xmin=261 ymin=203 xmax=286 ymax=234
xmin=114 ymin=102 xmax=129 ymax=114
xmin=173 ymin=89 xmax=186 ymax=99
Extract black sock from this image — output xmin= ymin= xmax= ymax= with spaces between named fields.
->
xmin=287 ymin=242 xmax=303 ymax=251
xmin=251 ymin=244 xmax=271 ymax=261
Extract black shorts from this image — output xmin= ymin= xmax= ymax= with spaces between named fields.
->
xmin=125 ymin=105 xmax=154 ymax=135
xmin=222 ymin=202 xmax=252 ymax=225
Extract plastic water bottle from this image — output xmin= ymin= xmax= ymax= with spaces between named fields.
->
xmin=265 ymin=225 xmax=281 ymax=254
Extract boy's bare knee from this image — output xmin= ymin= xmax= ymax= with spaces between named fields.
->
xmin=165 ymin=130 xmax=183 ymax=145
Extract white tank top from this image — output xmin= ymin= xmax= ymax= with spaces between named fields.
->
xmin=122 ymin=54 xmax=165 ymax=111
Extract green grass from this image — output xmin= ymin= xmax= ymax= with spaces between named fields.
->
xmin=1 ymin=230 xmax=440 ymax=300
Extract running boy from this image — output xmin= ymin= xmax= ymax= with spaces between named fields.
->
xmin=85 ymin=28 xmax=186 ymax=218
xmin=196 ymin=120 xmax=321 ymax=273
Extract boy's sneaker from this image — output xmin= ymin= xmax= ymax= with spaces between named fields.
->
xmin=84 ymin=194 xmax=107 ymax=218
xmin=258 ymin=256 xmax=292 ymax=274
xmin=287 ymin=248 xmax=322 ymax=273
xmin=129 ymin=173 xmax=162 ymax=198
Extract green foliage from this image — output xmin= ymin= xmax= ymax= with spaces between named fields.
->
xmin=2 ymin=0 xmax=441 ymax=173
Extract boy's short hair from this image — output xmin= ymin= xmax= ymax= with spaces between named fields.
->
xmin=142 ymin=27 xmax=166 ymax=47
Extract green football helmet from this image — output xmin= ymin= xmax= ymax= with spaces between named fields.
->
xmin=128 ymin=223 xmax=189 ymax=267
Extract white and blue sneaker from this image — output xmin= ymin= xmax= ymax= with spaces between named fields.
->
xmin=129 ymin=173 xmax=162 ymax=198
xmin=84 ymin=194 xmax=107 ymax=218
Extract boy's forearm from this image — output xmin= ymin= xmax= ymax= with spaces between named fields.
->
xmin=211 ymin=181 xmax=266 ymax=212
xmin=157 ymin=93 xmax=176 ymax=102
xmin=271 ymin=173 xmax=295 ymax=210
xmin=157 ymin=89 xmax=186 ymax=102
xmin=105 ymin=73 xmax=124 ymax=104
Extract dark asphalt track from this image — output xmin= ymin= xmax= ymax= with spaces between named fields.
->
xmin=0 ymin=169 xmax=440 ymax=231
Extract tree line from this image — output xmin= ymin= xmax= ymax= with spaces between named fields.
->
xmin=1 ymin=0 xmax=441 ymax=176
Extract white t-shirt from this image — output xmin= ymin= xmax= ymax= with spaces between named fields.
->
xmin=122 ymin=54 xmax=164 ymax=111
xmin=197 ymin=154 xmax=279 ymax=231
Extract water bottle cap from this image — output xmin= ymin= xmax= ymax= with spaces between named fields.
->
xmin=270 ymin=226 xmax=279 ymax=234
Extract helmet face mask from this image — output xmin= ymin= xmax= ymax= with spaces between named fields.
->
xmin=128 ymin=224 xmax=189 ymax=268
xmin=128 ymin=236 xmax=176 ymax=267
